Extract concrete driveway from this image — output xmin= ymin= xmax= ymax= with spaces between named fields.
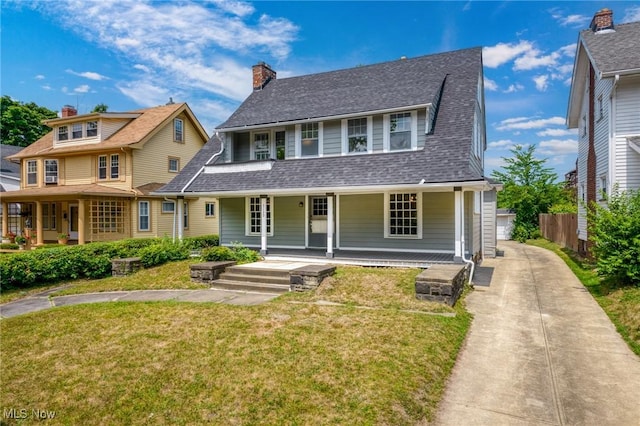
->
xmin=435 ymin=241 xmax=640 ymax=425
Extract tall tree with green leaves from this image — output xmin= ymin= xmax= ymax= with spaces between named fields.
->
xmin=1 ymin=96 xmax=58 ymax=147
xmin=491 ymin=145 xmax=566 ymax=241
xmin=91 ymin=103 xmax=108 ymax=113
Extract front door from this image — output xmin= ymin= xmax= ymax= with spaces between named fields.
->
xmin=68 ymin=205 xmax=79 ymax=240
xmin=308 ymin=196 xmax=332 ymax=248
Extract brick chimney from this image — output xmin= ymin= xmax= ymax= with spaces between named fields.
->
xmin=252 ymin=62 xmax=276 ymax=91
xmin=61 ymin=105 xmax=77 ymax=117
xmin=590 ymin=8 xmax=614 ymax=32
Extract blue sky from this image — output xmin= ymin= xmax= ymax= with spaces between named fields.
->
xmin=2 ymin=1 xmax=640 ymax=180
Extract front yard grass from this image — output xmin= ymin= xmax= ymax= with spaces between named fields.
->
xmin=0 ymin=266 xmax=471 ymax=424
xmin=528 ymin=239 xmax=640 ymax=356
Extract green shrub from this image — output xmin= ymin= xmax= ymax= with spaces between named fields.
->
xmin=589 ymin=188 xmax=640 ymax=286
xmin=230 ymin=242 xmax=260 ymax=264
xmin=200 ymin=243 xmax=260 ymax=264
xmin=201 ymin=246 xmax=234 ymax=261
xmin=138 ymin=241 xmax=189 ymax=268
xmin=183 ymin=235 xmax=219 ymax=250
xmin=0 ymin=243 xmax=19 ymax=250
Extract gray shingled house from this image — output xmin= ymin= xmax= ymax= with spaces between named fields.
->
xmin=159 ymin=47 xmax=499 ymax=264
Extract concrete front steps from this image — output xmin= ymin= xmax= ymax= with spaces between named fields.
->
xmin=213 ymin=265 xmax=291 ymax=294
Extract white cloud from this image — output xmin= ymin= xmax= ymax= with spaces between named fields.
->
xmin=496 ymin=116 xmax=565 ymax=131
xmin=482 ymin=41 xmax=533 ymax=68
xmin=550 ymin=9 xmax=590 ymax=28
xmin=622 ymin=5 xmax=640 ymax=23
xmin=533 ymin=75 xmax=549 ymax=91
xmin=31 ymin=0 xmax=299 ymax=105
xmin=41 ymin=85 xmax=52 ymax=91
xmin=488 ymin=139 xmax=516 ymax=149
xmin=537 ymin=128 xmax=575 ymax=137
xmin=514 ymin=49 xmax=559 ymax=71
xmin=538 ymin=139 xmax=578 ymax=155
xmin=484 ymin=77 xmax=498 ymax=91
xmin=559 ymin=43 xmax=576 ymax=58
xmin=35 ymin=74 xmax=45 ymax=80
xmin=73 ymin=84 xmax=90 ymax=94
xmin=503 ymin=83 xmax=524 ymax=93
xmin=117 ymin=81 xmax=170 ymax=107
xmin=67 ymin=69 xmax=109 ymax=81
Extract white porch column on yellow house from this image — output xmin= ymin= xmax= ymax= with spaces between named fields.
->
xmin=1 ymin=201 xmax=8 ymax=238
xmin=177 ymin=196 xmax=184 ymax=240
xmin=78 ymin=199 xmax=86 ymax=245
xmin=35 ymin=200 xmax=43 ymax=246
xmin=454 ymin=187 xmax=463 ymax=262
xmin=260 ymin=194 xmax=268 ymax=255
xmin=326 ymin=193 xmax=334 ymax=258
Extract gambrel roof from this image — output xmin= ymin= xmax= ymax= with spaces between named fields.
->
xmin=160 ymin=47 xmax=487 ymax=195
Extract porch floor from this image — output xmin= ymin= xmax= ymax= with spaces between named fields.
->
xmin=263 ymin=248 xmax=455 ymax=268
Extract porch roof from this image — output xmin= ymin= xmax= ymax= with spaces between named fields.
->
xmin=0 ymin=184 xmax=136 ymax=200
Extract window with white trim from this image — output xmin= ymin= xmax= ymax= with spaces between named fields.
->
xmin=247 ymin=196 xmax=272 ymax=235
xmin=110 ymin=154 xmax=120 ymax=179
xmin=161 ymin=201 xmax=175 ymax=213
xmin=138 ymin=201 xmax=150 ymax=231
xmin=385 ymin=192 xmax=422 ymax=238
xmin=183 ymin=202 xmax=189 ymax=229
xmin=205 ymin=202 xmax=216 ymax=217
xmin=390 ymin=113 xmax=412 ymax=150
xmin=301 ymin=123 xmax=319 ymax=157
xmin=168 ymin=157 xmax=179 ymax=173
xmin=26 ymin=160 xmax=37 ymax=185
xmin=72 ymin=123 xmax=83 ymax=139
xmin=45 ymin=159 xmax=58 ymax=184
xmin=42 ymin=203 xmax=57 ymax=230
xmin=98 ymin=155 xmax=107 ymax=180
xmin=174 ymin=118 xmax=184 ymax=142
xmin=275 ymin=131 xmax=286 ymax=160
xmin=253 ymin=132 xmax=270 ymax=160
xmin=345 ymin=118 xmax=369 ymax=153
xmin=87 ymin=121 xmax=98 ymax=137
xmin=58 ymin=126 xmax=69 ymax=141
xmin=599 ymin=175 xmax=607 ymax=201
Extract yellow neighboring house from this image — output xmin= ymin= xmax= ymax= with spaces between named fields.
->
xmin=2 ymin=102 xmax=218 ymax=245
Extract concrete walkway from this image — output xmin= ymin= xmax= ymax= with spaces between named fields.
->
xmin=0 ymin=288 xmax=278 ymax=319
xmin=435 ymin=241 xmax=640 ymax=425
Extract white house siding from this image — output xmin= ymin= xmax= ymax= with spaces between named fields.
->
xmin=482 ymin=189 xmax=497 ymax=257
xmin=615 ymin=75 xmax=640 ymax=191
xmin=577 ymin=71 xmax=590 ymax=241
xmin=594 ymin=77 xmax=612 ymax=205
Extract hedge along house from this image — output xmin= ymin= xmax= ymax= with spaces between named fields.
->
xmin=2 ymin=102 xmax=215 ymax=245
xmin=159 ymin=48 xmax=499 ymax=266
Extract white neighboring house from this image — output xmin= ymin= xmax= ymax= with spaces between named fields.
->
xmin=567 ymin=8 xmax=640 ymax=255
xmin=1 ymin=144 xmax=23 ymax=235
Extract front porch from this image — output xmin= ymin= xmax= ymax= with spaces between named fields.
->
xmin=263 ymin=248 xmax=455 ymax=268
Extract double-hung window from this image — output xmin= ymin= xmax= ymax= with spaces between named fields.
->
xmin=343 ymin=117 xmax=372 ymax=154
xmin=72 ymin=123 xmax=83 ymax=139
xmin=110 ymin=154 xmax=120 ymax=179
xmin=247 ymin=196 xmax=272 ymax=235
xmin=26 ymin=160 xmax=37 ymax=185
xmin=301 ymin=123 xmax=319 ymax=157
xmin=389 ymin=112 xmax=412 ymax=151
xmin=253 ymin=133 xmax=270 ymax=160
xmin=58 ymin=126 xmax=69 ymax=141
xmin=138 ymin=201 xmax=150 ymax=231
xmin=98 ymin=155 xmax=108 ymax=180
xmin=87 ymin=121 xmax=98 ymax=137
xmin=205 ymin=202 xmax=216 ymax=217
xmin=275 ymin=131 xmax=286 ymax=160
xmin=174 ymin=118 xmax=184 ymax=142
xmin=45 ymin=159 xmax=58 ymax=184
xmin=385 ymin=192 xmax=422 ymax=238
xmin=168 ymin=157 xmax=180 ymax=173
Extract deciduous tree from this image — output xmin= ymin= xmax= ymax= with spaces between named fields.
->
xmin=1 ymin=96 xmax=57 ymax=147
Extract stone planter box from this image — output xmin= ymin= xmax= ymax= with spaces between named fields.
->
xmin=415 ymin=264 xmax=468 ymax=306
xmin=112 ymin=257 xmax=143 ymax=277
xmin=190 ymin=261 xmax=237 ymax=283
xmin=290 ymin=264 xmax=336 ymax=292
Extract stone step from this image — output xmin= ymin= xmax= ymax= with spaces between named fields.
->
xmin=210 ymin=279 xmax=290 ymax=294
xmin=224 ymin=265 xmax=291 ymax=278
xmin=218 ymin=271 xmax=291 ymax=286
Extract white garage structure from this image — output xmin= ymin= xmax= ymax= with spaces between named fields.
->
xmin=497 ymin=209 xmax=516 ymax=240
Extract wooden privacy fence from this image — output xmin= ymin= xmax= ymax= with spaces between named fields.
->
xmin=539 ymin=213 xmax=578 ymax=252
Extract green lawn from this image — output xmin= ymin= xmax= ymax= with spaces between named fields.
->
xmin=527 ymin=239 xmax=640 ymax=356
xmin=0 ymin=266 xmax=471 ymax=425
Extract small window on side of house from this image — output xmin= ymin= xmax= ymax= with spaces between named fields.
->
xmin=168 ymin=157 xmax=179 ymax=173
xmin=174 ymin=118 xmax=184 ymax=143
xmin=205 ymin=202 xmax=216 ymax=217
xmin=599 ymin=176 xmax=607 ymax=201
xmin=138 ymin=201 xmax=150 ymax=231
xmin=162 ymin=201 xmax=175 ymax=213
xmin=26 ymin=160 xmax=38 ymax=185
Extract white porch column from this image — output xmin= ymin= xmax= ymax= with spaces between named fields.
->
xmin=177 ymin=196 xmax=184 ymax=240
xmin=78 ymin=199 xmax=86 ymax=245
xmin=260 ymin=194 xmax=268 ymax=255
xmin=35 ymin=200 xmax=43 ymax=246
xmin=454 ymin=187 xmax=463 ymax=262
xmin=326 ymin=193 xmax=334 ymax=258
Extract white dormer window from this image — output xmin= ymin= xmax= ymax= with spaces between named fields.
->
xmin=295 ymin=122 xmax=323 ymax=158
xmin=174 ymin=118 xmax=184 ymax=143
xmin=383 ymin=111 xmax=417 ymax=152
xmin=72 ymin=123 xmax=83 ymax=139
xmin=87 ymin=121 xmax=98 ymax=137
xmin=58 ymin=126 xmax=69 ymax=141
xmin=342 ymin=117 xmax=372 ymax=154
xmin=253 ymin=132 xmax=270 ymax=160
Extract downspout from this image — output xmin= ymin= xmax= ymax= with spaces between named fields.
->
xmin=460 ymin=191 xmax=475 ymax=284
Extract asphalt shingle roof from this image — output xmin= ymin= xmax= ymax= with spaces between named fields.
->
xmin=160 ymin=47 xmax=485 ymax=195
xmin=580 ymin=20 xmax=640 ymax=75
